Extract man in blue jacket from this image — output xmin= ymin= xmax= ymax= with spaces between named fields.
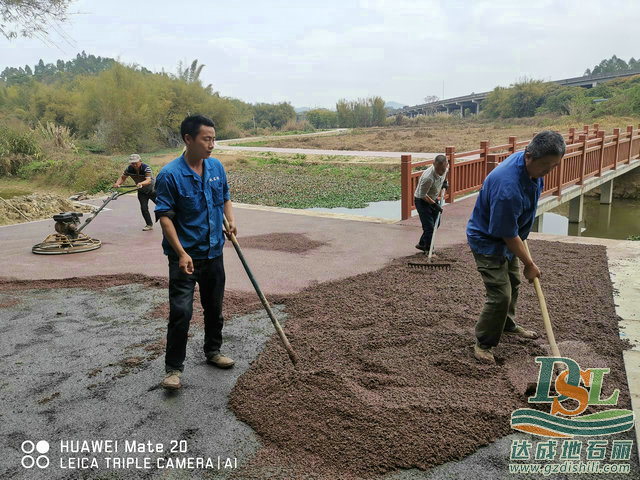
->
xmin=154 ymin=115 xmax=237 ymax=390
xmin=466 ymin=131 xmax=565 ymax=364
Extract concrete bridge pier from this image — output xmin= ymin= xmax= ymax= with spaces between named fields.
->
xmin=600 ymin=179 xmax=614 ymax=204
xmin=568 ymin=194 xmax=584 ymax=223
xmin=532 ymin=214 xmax=544 ymax=233
xmin=567 ymin=221 xmax=585 ymax=237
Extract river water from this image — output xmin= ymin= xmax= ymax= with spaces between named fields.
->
xmin=307 ymin=197 xmax=639 ymax=240
xmin=541 ymin=197 xmax=639 ymax=240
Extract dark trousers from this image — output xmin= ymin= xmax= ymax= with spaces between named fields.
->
xmin=137 ymin=186 xmax=156 ymax=226
xmin=165 ymin=255 xmax=226 ymax=372
xmin=473 ymin=253 xmax=521 ymax=349
xmin=415 ymin=197 xmax=440 ymax=248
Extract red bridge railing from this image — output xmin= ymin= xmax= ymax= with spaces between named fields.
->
xmin=400 ymin=124 xmax=640 ymax=220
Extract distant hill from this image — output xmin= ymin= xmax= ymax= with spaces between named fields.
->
xmin=295 ymin=106 xmax=311 ymax=114
xmin=385 ymin=101 xmax=407 ymax=110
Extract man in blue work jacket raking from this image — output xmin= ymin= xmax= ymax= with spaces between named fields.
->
xmin=154 ymin=115 xmax=237 ymax=390
xmin=466 ymin=130 xmax=565 ymax=364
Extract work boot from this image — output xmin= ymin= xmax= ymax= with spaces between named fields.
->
xmin=415 ymin=243 xmax=426 ymax=251
xmin=503 ymin=325 xmax=539 ymax=339
xmin=142 ymin=225 xmax=153 ymax=231
xmin=161 ymin=370 xmax=182 ymax=390
xmin=207 ymin=353 xmax=235 ymax=369
xmin=474 ymin=344 xmax=495 ymax=364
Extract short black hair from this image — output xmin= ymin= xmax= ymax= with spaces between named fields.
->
xmin=526 ymin=131 xmax=566 ymax=160
xmin=434 ymin=154 xmax=447 ymax=165
xmin=180 ymin=115 xmax=215 ymax=143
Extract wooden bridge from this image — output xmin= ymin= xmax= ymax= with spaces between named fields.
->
xmin=400 ymin=124 xmax=640 ymax=224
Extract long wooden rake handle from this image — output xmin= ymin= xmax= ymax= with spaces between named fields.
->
xmin=524 ymin=240 xmax=561 ymax=358
xmin=223 ymin=215 xmax=298 ymax=366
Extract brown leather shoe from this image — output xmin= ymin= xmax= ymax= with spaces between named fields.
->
xmin=503 ymin=325 xmax=539 ymax=339
xmin=207 ymin=354 xmax=235 ymax=369
xmin=474 ymin=344 xmax=495 ymax=364
xmin=162 ymin=370 xmax=182 ymax=390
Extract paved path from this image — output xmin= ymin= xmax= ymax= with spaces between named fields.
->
xmin=215 ymin=128 xmax=439 ymax=159
xmin=215 ymin=144 xmax=439 ymax=159
xmin=216 ymin=128 xmax=348 ymax=144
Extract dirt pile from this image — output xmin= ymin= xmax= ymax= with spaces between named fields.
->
xmin=229 ymin=241 xmax=631 ymax=478
xmin=0 ymin=193 xmax=96 ymax=226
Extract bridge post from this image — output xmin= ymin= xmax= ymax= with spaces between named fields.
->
xmin=613 ymin=128 xmax=621 ymax=170
xmin=556 ymin=152 xmax=565 ymax=200
xmin=597 ymin=130 xmax=605 ymax=177
xmin=578 ymin=134 xmax=588 ymax=185
xmin=600 ymin=179 xmax=614 ymax=205
xmin=480 ymin=140 xmax=489 ymax=178
xmin=445 ymin=146 xmax=456 ymax=204
xmin=568 ymin=195 xmax=584 ymax=223
xmin=401 ymin=155 xmax=412 ymax=220
xmin=569 ymin=127 xmax=576 ymax=144
xmin=509 ymin=136 xmax=517 ymax=154
xmin=626 ymin=126 xmax=634 ymax=164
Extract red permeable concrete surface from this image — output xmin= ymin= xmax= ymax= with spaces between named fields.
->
xmin=0 ymin=194 xmax=475 ymax=295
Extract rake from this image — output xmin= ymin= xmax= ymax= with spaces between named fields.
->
xmin=408 ymin=187 xmax=451 ymax=271
xmin=223 ymin=215 xmax=298 ymax=366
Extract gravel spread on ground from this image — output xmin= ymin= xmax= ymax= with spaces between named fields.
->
xmin=228 ymin=240 xmax=631 ymax=478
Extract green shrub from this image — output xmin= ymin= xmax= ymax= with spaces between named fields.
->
xmin=0 ymin=125 xmax=43 ymax=175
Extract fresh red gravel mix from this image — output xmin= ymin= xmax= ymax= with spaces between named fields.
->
xmin=229 ymin=240 xmax=631 ymax=478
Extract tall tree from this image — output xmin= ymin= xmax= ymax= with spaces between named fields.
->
xmin=176 ymin=59 xmax=212 ymax=91
xmin=0 ymin=0 xmax=72 ymax=40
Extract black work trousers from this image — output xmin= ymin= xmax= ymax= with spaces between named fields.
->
xmin=415 ymin=197 xmax=441 ymax=249
xmin=165 ymin=255 xmax=225 ymax=372
xmin=137 ymin=186 xmax=157 ymax=226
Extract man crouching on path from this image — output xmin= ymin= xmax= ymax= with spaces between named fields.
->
xmin=154 ymin=114 xmax=237 ymax=390
xmin=466 ymin=130 xmax=565 ymax=364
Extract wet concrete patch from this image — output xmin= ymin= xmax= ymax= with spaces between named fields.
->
xmin=0 ymin=282 xmax=286 ymax=479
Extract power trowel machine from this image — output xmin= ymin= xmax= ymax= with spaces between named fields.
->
xmin=31 ymin=186 xmax=137 ymax=255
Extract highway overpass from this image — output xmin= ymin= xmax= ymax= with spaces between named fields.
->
xmin=395 ymin=70 xmax=640 ymax=118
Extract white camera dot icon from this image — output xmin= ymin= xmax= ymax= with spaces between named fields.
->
xmin=36 ymin=440 xmax=49 ymax=454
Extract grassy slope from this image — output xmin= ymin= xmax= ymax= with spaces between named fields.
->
xmin=5 ymin=116 xmax=638 ymax=209
xmin=230 ymin=116 xmax=640 ymax=153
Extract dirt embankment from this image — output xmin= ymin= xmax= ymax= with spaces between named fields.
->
xmin=0 ymin=193 xmax=96 ymax=226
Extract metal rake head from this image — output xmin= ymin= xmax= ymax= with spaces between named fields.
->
xmin=407 ymin=261 xmax=451 ymax=271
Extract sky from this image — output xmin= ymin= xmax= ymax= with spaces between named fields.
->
xmin=1 ymin=0 xmax=639 ymax=109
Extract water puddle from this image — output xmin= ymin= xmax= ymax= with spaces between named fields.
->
xmin=306 ymin=200 xmax=402 ymax=220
